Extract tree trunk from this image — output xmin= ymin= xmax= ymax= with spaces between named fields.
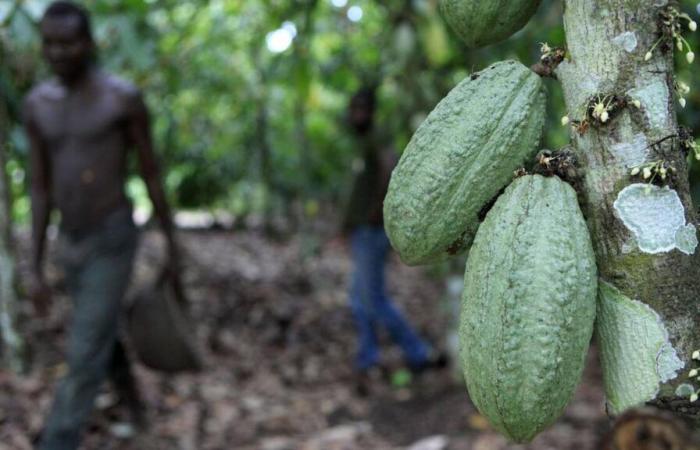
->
xmin=557 ymin=0 xmax=699 ymax=424
xmin=0 ymin=106 xmax=27 ymax=374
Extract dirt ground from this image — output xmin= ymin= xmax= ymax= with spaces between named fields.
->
xmin=0 ymin=228 xmax=611 ymax=450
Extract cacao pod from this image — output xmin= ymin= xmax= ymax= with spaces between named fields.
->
xmin=384 ymin=60 xmax=545 ymax=265
xmin=440 ymin=0 xmax=543 ymax=48
xmin=460 ymin=174 xmax=597 ymax=443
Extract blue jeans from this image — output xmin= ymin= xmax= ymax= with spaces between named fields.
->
xmin=349 ymin=226 xmax=429 ymax=370
xmin=40 ymin=208 xmax=138 ymax=450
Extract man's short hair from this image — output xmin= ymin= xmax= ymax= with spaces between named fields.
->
xmin=42 ymin=1 xmax=93 ymax=40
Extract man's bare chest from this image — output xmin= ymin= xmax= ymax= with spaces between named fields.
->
xmin=34 ymin=91 xmax=127 ymax=145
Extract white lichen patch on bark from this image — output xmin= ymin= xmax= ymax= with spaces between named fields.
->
xmin=612 ymin=31 xmax=638 ymax=53
xmin=675 ymin=383 xmax=696 ymax=397
xmin=597 ymin=281 xmax=685 ymax=415
xmin=610 ymin=134 xmax=648 ymax=168
xmin=657 ymin=342 xmax=684 ymax=382
xmin=674 ymin=224 xmax=699 ymax=255
xmin=627 ymin=80 xmax=672 ymax=133
xmin=613 ymin=184 xmax=698 ymax=255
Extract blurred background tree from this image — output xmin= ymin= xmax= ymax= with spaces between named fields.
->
xmin=1 ymin=0 xmax=698 ymax=227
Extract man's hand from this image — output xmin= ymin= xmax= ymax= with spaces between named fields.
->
xmin=27 ymin=272 xmax=52 ymax=317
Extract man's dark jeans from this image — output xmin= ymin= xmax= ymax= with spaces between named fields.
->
xmin=349 ymin=226 xmax=429 ymax=370
xmin=40 ymin=208 xmax=138 ymax=450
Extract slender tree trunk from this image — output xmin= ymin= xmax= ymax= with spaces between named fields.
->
xmin=557 ymin=0 xmax=699 ymax=424
xmin=0 ymin=106 xmax=27 ymax=374
xmin=255 ymin=92 xmax=274 ymax=232
xmin=292 ymin=0 xmax=318 ymax=190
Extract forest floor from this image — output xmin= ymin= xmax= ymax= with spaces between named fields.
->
xmin=0 ymin=228 xmax=610 ymax=450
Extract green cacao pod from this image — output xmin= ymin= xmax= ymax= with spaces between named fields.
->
xmin=440 ymin=0 xmax=543 ymax=48
xmin=460 ymin=175 xmax=597 ymax=443
xmin=384 ymin=60 xmax=545 ymax=265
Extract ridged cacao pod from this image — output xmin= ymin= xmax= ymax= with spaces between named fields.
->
xmin=460 ymin=175 xmax=597 ymax=443
xmin=384 ymin=60 xmax=545 ymax=265
xmin=440 ymin=0 xmax=543 ymax=48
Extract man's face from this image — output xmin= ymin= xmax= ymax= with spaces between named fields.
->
xmin=40 ymin=15 xmax=92 ymax=81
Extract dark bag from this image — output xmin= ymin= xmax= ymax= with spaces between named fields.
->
xmin=127 ymin=272 xmax=202 ymax=373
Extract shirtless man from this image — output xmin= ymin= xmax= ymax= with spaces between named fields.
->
xmin=23 ymin=2 xmax=180 ymax=448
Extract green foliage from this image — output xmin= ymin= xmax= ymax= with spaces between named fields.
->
xmin=0 ymin=0 xmax=604 ymax=222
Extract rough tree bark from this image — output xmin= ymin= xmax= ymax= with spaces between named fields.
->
xmin=557 ymin=0 xmax=699 ymax=424
xmin=0 ymin=105 xmax=27 ymax=374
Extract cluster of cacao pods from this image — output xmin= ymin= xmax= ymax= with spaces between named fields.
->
xmin=383 ymin=0 xmax=599 ymax=442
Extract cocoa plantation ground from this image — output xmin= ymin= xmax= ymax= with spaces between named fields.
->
xmin=0 ymin=229 xmax=608 ymax=449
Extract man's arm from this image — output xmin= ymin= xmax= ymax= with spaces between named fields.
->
xmin=24 ymin=96 xmax=52 ymax=314
xmin=125 ymin=90 xmax=180 ymax=269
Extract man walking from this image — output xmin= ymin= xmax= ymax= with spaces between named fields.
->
xmin=343 ymin=87 xmax=442 ymax=391
xmin=23 ymin=2 xmax=180 ymax=448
